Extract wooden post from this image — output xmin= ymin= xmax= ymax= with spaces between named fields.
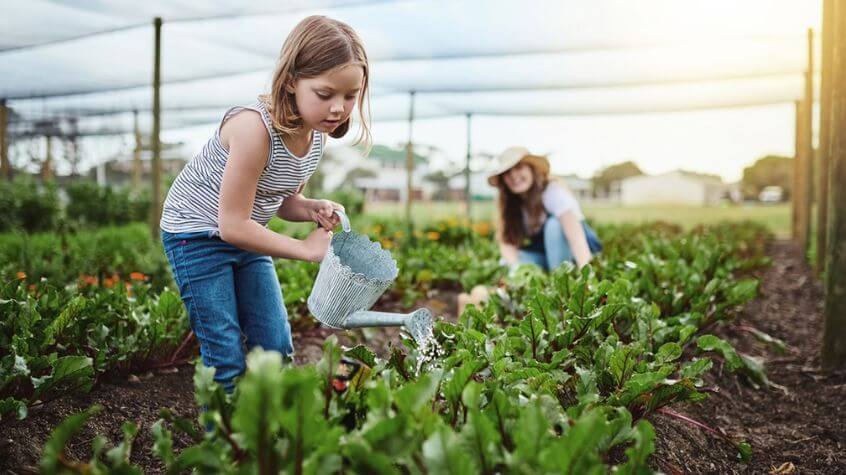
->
xmin=42 ymin=134 xmax=54 ymax=182
xmin=0 ymin=99 xmax=9 ymax=180
xmin=465 ymin=113 xmax=472 ymax=221
xmin=792 ymin=100 xmax=803 ymax=241
xmin=822 ymin=0 xmax=846 ymax=370
xmin=817 ymin=0 xmax=835 ymax=275
xmin=799 ymin=29 xmax=815 ymax=258
xmin=133 ymin=109 xmax=142 ymax=191
xmin=405 ymin=90 xmax=415 ymax=235
xmin=150 ymin=17 xmax=163 ymax=238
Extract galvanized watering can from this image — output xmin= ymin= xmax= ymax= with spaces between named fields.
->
xmin=307 ymin=210 xmax=434 ymax=345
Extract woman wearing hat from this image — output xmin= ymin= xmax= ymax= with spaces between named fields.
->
xmin=488 ymin=146 xmax=602 ymax=271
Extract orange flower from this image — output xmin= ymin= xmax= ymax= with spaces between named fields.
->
xmin=472 ymin=222 xmax=491 ymax=236
xmin=15 ymin=271 xmax=26 ymax=280
xmin=103 ymin=277 xmax=115 ymax=288
xmin=78 ymin=275 xmax=98 ymax=286
xmin=129 ymin=272 xmax=147 ymax=281
xmin=426 ymin=231 xmax=440 ymax=241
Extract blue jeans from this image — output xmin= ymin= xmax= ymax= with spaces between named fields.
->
xmin=518 ymin=217 xmax=603 ymax=271
xmin=161 ymin=230 xmax=294 ymax=392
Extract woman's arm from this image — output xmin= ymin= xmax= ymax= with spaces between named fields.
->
xmin=498 ymin=238 xmax=520 ymax=266
xmin=557 ymin=210 xmax=592 ymax=269
xmin=217 ymin=111 xmax=331 ymax=262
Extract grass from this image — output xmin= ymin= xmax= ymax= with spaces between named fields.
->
xmin=363 ymin=200 xmax=791 ymax=238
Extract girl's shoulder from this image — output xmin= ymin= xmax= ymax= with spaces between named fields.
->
xmin=219 ymin=107 xmax=271 ymax=153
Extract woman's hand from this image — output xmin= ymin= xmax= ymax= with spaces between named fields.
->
xmin=308 ymin=199 xmax=345 ymax=230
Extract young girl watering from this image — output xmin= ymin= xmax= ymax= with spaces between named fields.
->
xmin=489 ymin=146 xmax=602 ymax=271
xmin=159 ymin=16 xmax=370 ymax=391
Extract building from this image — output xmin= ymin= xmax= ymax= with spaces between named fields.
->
xmin=619 ymin=170 xmax=726 ymax=206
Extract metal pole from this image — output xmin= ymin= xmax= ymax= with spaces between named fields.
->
xmin=0 ymin=99 xmax=9 ymax=180
xmin=817 ymin=0 xmax=835 ymax=275
xmin=133 ymin=109 xmax=142 ymax=191
xmin=822 ymin=0 xmax=846 ymax=370
xmin=405 ymin=91 xmax=415 ymax=235
xmin=465 ymin=113 xmax=472 ymax=221
xmin=150 ymin=17 xmax=163 ymax=238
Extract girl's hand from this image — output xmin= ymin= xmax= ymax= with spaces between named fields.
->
xmin=301 ymin=227 xmax=333 ymax=262
xmin=309 ymin=199 xmax=345 ymax=229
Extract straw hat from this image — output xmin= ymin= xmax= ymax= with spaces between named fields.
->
xmin=487 ymin=146 xmax=551 ymax=187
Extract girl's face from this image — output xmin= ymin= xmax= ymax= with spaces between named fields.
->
xmin=502 ymin=162 xmax=534 ymax=194
xmin=291 ymin=63 xmax=364 ymax=134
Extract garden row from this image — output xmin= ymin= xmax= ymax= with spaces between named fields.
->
xmin=11 ymin=220 xmax=775 ymax=473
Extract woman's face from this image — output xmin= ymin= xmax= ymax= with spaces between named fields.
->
xmin=502 ymin=162 xmax=534 ymax=194
xmin=292 ymin=63 xmax=364 ymax=134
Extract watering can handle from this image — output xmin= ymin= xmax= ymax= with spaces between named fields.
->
xmin=322 ymin=209 xmax=352 ymax=233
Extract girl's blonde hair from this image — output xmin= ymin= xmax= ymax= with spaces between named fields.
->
xmin=260 ymin=15 xmax=371 ymax=148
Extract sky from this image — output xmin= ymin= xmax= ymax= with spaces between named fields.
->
xmin=4 ymin=0 xmax=824 ymax=184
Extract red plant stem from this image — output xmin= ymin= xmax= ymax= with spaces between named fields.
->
xmin=657 ymin=407 xmax=722 ymax=438
xmin=169 ymin=331 xmax=195 ymax=363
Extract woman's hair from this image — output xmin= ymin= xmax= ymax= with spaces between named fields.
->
xmin=260 ymin=15 xmax=371 ymax=148
xmin=496 ymin=163 xmax=549 ymax=246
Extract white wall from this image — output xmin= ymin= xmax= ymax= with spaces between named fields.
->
xmin=620 ymin=173 xmax=707 ymax=205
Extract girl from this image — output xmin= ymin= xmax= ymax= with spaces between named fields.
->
xmin=488 ymin=146 xmax=602 ymax=272
xmin=159 ymin=15 xmax=370 ymax=391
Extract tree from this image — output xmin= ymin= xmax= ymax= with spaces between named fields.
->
xmin=741 ymin=155 xmax=793 ymax=200
xmin=592 ymin=161 xmax=643 ymax=195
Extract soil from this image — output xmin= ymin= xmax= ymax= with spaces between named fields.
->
xmin=1 ymin=242 xmax=843 ymax=474
xmin=649 ymin=241 xmax=846 ymax=474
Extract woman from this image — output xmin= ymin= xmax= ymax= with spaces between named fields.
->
xmin=489 ymin=146 xmax=602 ymax=271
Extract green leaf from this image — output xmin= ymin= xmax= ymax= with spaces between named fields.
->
xmin=344 ymin=345 xmax=377 ymax=368
xmin=614 ymin=419 xmax=656 ymax=474
xmin=232 ymin=350 xmax=285 ymax=472
xmin=0 ymin=397 xmax=28 ymax=421
xmin=151 ymin=420 xmax=175 ymax=467
xmin=40 ymin=405 xmax=101 ymax=475
xmin=696 ymin=335 xmax=743 ymax=370
xmin=422 ymin=426 xmax=478 ymax=474
xmin=735 ymin=440 xmax=753 ymax=463
xmin=32 ymin=355 xmax=94 ymax=399
xmin=655 ymin=342 xmax=682 ymax=364
xmin=513 ymin=399 xmax=552 ymax=465
xmin=394 ymin=370 xmax=441 ymax=415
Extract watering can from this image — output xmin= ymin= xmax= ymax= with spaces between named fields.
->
xmin=307 ymin=210 xmax=434 ymax=345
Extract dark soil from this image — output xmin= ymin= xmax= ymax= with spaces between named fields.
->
xmin=2 ymin=242 xmax=843 ymax=474
xmin=650 ymin=240 xmax=846 ymax=474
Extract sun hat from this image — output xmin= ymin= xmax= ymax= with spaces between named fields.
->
xmin=487 ymin=146 xmax=551 ymax=187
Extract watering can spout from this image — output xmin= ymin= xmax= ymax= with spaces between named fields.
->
xmin=342 ymin=308 xmax=434 ymax=345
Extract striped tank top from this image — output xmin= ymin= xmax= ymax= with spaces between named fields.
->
xmin=160 ymin=101 xmax=323 ymax=234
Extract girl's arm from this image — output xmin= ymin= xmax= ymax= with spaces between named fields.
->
xmin=276 ymin=191 xmax=343 ymax=229
xmin=218 ymin=111 xmax=331 ymax=262
xmin=557 ymin=210 xmax=592 ymax=269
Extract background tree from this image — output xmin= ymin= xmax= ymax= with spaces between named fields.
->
xmin=592 ymin=160 xmax=643 ymax=196
xmin=741 ymin=155 xmax=793 ymax=200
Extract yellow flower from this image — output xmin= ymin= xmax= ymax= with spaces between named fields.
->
xmin=426 ymin=231 xmax=440 ymax=241
xmin=380 ymin=238 xmax=394 ymax=249
xmin=393 ymin=231 xmax=404 ymax=239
